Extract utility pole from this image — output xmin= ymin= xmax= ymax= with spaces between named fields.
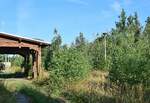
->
xmin=103 ymin=33 xmax=107 ymax=61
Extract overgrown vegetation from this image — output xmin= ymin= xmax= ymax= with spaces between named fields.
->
xmin=39 ymin=9 xmax=150 ymax=103
xmin=0 ymin=9 xmax=150 ymax=103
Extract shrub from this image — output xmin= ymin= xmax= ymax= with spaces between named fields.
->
xmin=53 ymin=48 xmax=90 ymax=81
xmin=109 ymin=41 xmax=150 ymax=85
xmin=47 ymin=48 xmax=91 ymax=95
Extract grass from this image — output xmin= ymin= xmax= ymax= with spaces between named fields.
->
xmin=3 ymin=79 xmax=51 ymax=103
xmin=60 ymin=70 xmax=150 ymax=103
xmin=0 ymin=80 xmax=16 ymax=103
xmin=1 ymin=79 xmax=65 ymax=103
xmin=0 ymin=70 xmax=149 ymax=103
xmin=0 ymin=66 xmax=24 ymax=78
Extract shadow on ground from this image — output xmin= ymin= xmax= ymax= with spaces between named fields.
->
xmin=0 ymin=80 xmax=16 ymax=103
xmin=19 ymin=86 xmax=66 ymax=103
xmin=0 ymin=72 xmax=25 ymax=78
xmin=0 ymin=80 xmax=66 ymax=103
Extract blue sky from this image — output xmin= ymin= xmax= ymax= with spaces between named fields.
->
xmin=0 ymin=0 xmax=150 ymax=44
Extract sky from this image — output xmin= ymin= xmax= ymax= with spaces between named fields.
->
xmin=0 ymin=0 xmax=150 ymax=44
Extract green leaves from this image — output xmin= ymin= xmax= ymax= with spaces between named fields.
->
xmin=108 ymin=10 xmax=150 ymax=86
xmin=109 ymin=35 xmax=150 ymax=85
xmin=50 ymin=48 xmax=90 ymax=82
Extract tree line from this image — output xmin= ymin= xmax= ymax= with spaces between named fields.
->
xmin=42 ymin=9 xmax=150 ymax=95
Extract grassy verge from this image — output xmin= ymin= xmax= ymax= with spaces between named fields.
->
xmin=61 ymin=71 xmax=150 ymax=103
xmin=2 ymin=79 xmax=50 ymax=103
xmin=0 ymin=80 xmax=16 ymax=103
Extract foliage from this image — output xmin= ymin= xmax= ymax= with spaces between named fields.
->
xmin=47 ymin=48 xmax=90 ymax=95
xmin=89 ymin=33 xmax=112 ymax=70
xmin=51 ymin=48 xmax=90 ymax=82
xmin=11 ymin=55 xmax=24 ymax=67
xmin=62 ymin=71 xmax=149 ymax=103
xmin=44 ymin=29 xmax=90 ymax=95
xmin=40 ymin=9 xmax=150 ymax=102
xmin=44 ymin=28 xmax=62 ymax=70
xmin=109 ymin=9 xmax=150 ymax=86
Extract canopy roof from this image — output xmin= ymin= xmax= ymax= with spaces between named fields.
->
xmin=0 ymin=32 xmax=50 ymax=46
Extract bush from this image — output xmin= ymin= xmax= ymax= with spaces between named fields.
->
xmin=53 ymin=48 xmax=90 ymax=81
xmin=47 ymin=48 xmax=91 ymax=95
xmin=109 ymin=40 xmax=150 ymax=85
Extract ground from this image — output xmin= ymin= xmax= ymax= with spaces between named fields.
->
xmin=0 ymin=78 xmax=49 ymax=103
xmin=0 ymin=71 xmax=149 ymax=103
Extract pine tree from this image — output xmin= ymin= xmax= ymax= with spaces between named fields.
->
xmin=116 ymin=9 xmax=127 ymax=33
xmin=143 ymin=17 xmax=150 ymax=42
xmin=75 ymin=32 xmax=86 ymax=47
xmin=133 ymin=12 xmax=141 ymax=42
xmin=75 ymin=32 xmax=87 ymax=52
xmin=127 ymin=15 xmax=134 ymax=34
xmin=44 ymin=28 xmax=62 ymax=70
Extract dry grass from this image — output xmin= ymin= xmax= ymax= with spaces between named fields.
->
xmin=62 ymin=70 xmax=150 ymax=103
xmin=3 ymin=66 xmax=22 ymax=73
xmin=65 ymin=70 xmax=110 ymax=93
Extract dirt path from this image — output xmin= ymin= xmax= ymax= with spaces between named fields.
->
xmin=15 ymin=93 xmax=31 ymax=103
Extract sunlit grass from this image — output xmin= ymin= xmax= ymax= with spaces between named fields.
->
xmin=62 ymin=70 xmax=150 ymax=103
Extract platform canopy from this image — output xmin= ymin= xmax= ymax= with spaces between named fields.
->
xmin=0 ymin=32 xmax=50 ymax=78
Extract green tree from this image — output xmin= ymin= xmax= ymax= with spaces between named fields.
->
xmin=44 ymin=28 xmax=62 ymax=70
xmin=89 ymin=33 xmax=111 ymax=70
xmin=143 ymin=17 xmax=150 ymax=42
xmin=75 ymin=32 xmax=86 ymax=50
xmin=109 ymin=10 xmax=150 ymax=86
xmin=11 ymin=55 xmax=24 ymax=67
xmin=116 ymin=9 xmax=127 ymax=33
xmin=133 ymin=12 xmax=141 ymax=42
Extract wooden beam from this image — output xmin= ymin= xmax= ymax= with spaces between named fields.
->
xmin=32 ymin=51 xmax=38 ymax=78
xmin=37 ymin=47 xmax=41 ymax=76
xmin=0 ymin=42 xmax=39 ymax=51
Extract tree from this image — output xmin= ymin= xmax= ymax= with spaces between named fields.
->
xmin=44 ymin=28 xmax=62 ymax=70
xmin=89 ymin=33 xmax=111 ymax=70
xmin=109 ymin=11 xmax=149 ymax=86
xmin=143 ymin=17 xmax=150 ymax=42
xmin=43 ymin=29 xmax=91 ymax=95
xmin=11 ymin=55 xmax=24 ymax=67
xmin=116 ymin=9 xmax=127 ymax=33
xmin=75 ymin=32 xmax=87 ymax=52
xmin=126 ymin=12 xmax=141 ymax=42
xmin=133 ymin=12 xmax=141 ymax=42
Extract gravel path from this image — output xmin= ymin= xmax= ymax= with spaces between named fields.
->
xmin=15 ymin=93 xmax=31 ymax=103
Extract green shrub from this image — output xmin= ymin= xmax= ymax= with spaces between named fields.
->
xmin=52 ymin=48 xmax=90 ymax=81
xmin=144 ymin=87 xmax=150 ymax=102
xmin=47 ymin=48 xmax=91 ymax=95
xmin=109 ymin=41 xmax=150 ymax=85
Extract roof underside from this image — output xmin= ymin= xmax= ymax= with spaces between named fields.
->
xmin=0 ymin=32 xmax=50 ymax=46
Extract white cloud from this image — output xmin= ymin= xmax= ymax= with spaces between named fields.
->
xmin=66 ymin=0 xmax=88 ymax=6
xmin=111 ymin=1 xmax=121 ymax=12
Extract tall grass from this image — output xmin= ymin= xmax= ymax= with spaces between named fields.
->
xmin=61 ymin=71 xmax=150 ymax=103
